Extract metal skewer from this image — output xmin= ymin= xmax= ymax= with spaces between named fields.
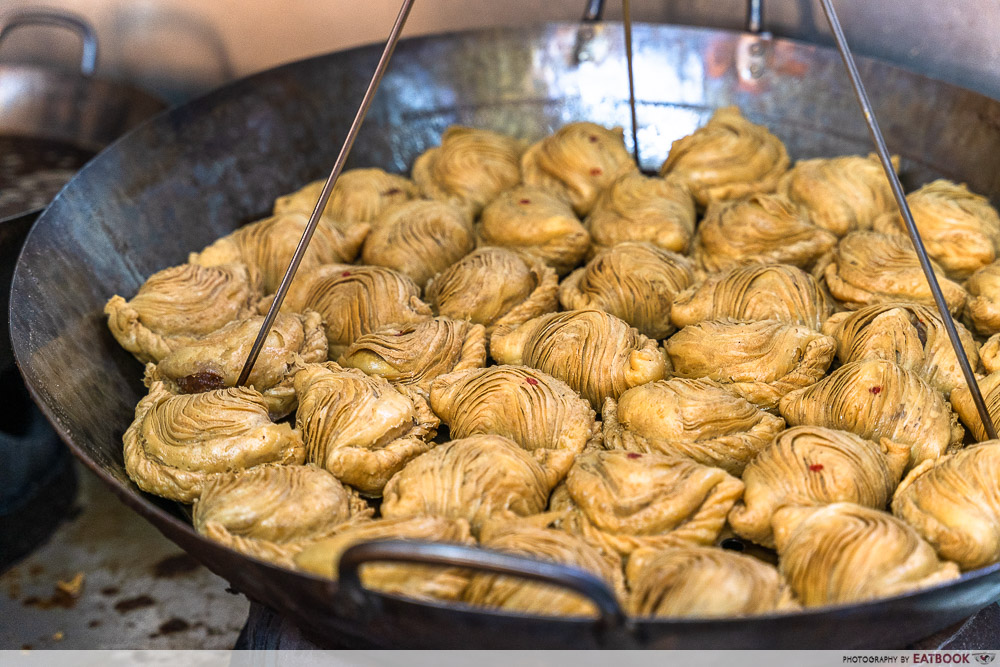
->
xmin=622 ymin=0 xmax=639 ymax=165
xmin=818 ymin=0 xmax=998 ymax=440
xmin=237 ymin=0 xmax=416 ymax=387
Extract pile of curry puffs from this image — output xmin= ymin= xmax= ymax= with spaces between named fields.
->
xmin=107 ymin=107 xmax=1000 ymax=619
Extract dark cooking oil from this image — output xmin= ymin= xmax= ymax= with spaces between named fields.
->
xmin=0 ymin=135 xmax=95 ymax=219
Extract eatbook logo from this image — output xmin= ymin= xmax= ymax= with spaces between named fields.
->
xmin=973 ymin=654 xmax=995 ymax=665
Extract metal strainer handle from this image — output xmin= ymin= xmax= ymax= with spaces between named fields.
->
xmin=0 ymin=9 xmax=98 ymax=76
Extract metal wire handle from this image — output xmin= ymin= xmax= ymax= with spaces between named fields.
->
xmin=0 ymin=9 xmax=98 ymax=76
xmin=338 ymin=539 xmax=628 ymax=632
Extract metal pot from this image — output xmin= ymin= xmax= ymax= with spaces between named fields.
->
xmin=10 ymin=20 xmax=1000 ymax=648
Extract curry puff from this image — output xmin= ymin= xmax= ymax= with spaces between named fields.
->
xmin=423 ymin=246 xmax=558 ymax=336
xmin=773 ymin=503 xmax=960 ymax=607
xmin=729 ymin=426 xmax=910 ymax=548
xmin=664 ymin=319 xmax=835 ymax=411
xmin=193 ymin=464 xmax=372 ymax=568
xmin=965 ymin=260 xmax=1000 ymax=336
xmin=584 ymin=171 xmax=696 ymax=253
xmin=106 ymin=263 xmax=261 ymax=364
xmin=273 ymin=167 xmax=417 ymax=225
xmin=551 ymin=450 xmax=744 ymax=556
xmin=558 ymin=242 xmax=695 ymax=339
xmin=521 ymin=121 xmax=637 ymax=216
xmin=626 ymin=546 xmax=799 ymax=618
xmin=602 ymin=378 xmax=786 ymax=476
xmin=670 ymin=263 xmax=830 ymax=331
xmin=144 ymin=311 xmax=327 ymax=419
xmin=950 ymin=371 xmax=1000 ymax=442
xmin=293 ymin=362 xmax=438 ymax=496
xmin=490 ymin=309 xmax=667 ymax=408
xmin=123 ymin=382 xmax=304 ymax=503
xmin=659 ymin=106 xmax=789 ymax=207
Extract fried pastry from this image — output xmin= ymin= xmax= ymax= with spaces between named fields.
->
xmin=772 ymin=503 xmax=960 ymax=606
xmin=692 ymin=193 xmax=837 ymax=273
xmin=776 ymin=154 xmax=898 ymax=236
xmin=464 ymin=521 xmax=626 ymax=617
xmin=280 ymin=264 xmax=432 ymax=358
xmin=294 ymin=516 xmax=474 ymax=601
xmin=950 ymin=370 xmax=1000 ymax=442
xmin=602 ymin=378 xmax=786 ymax=476
xmin=294 ymin=362 xmax=438 ymax=496
xmin=585 ymin=172 xmax=696 ymax=253
xmin=816 ymin=231 xmax=967 ymax=314
xmin=965 ymin=260 xmax=1000 ymax=336
xmin=479 ymin=185 xmax=590 ymax=276
xmin=412 ymin=126 xmax=524 ymax=217
xmin=626 ymin=546 xmax=799 ymax=618
xmin=274 ymin=167 xmax=417 ymax=224
xmin=429 ymin=365 xmax=598 ymax=483
xmin=338 ymin=318 xmax=486 ymax=398
xmin=106 ymin=263 xmax=261 ymax=364
xmin=123 ymin=382 xmax=304 ymax=503
xmin=361 ymin=199 xmax=475 ymax=287
xmin=659 ymin=106 xmax=789 ymax=207
xmin=558 ymin=242 xmax=695 ymax=339
xmin=193 ymin=464 xmax=372 ymax=567
xmin=521 ymin=122 xmax=637 ymax=216
xmin=981 ymin=334 xmax=1000 ymax=374
xmin=380 ymin=435 xmax=558 ymax=534
xmin=189 ymin=212 xmax=367 ymax=293
xmin=893 ymin=442 xmax=1000 ymax=570
xmin=779 ymin=359 xmax=964 ymax=469
xmin=424 ymin=247 xmax=559 ymax=336
xmin=823 ymin=302 xmax=980 ymax=396
xmin=490 ymin=309 xmax=667 ymax=408
xmin=729 ymin=426 xmax=910 ymax=548
xmin=551 ymin=450 xmax=744 ymax=555
xmin=664 ymin=319 xmax=836 ymax=410
xmin=873 ymin=180 xmax=1000 ymax=279
xmin=144 ymin=311 xmax=327 ymax=419
xmin=670 ymin=263 xmax=830 ymax=331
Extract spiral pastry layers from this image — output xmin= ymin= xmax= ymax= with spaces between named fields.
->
xmin=273 ymin=167 xmax=417 ymax=224
xmin=965 ymin=260 xmax=1000 ymax=336
xmin=585 ymin=172 xmax=696 ymax=253
xmin=950 ymin=370 xmax=1000 ymax=442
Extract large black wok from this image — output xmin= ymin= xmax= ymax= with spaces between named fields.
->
xmin=12 ymin=22 xmax=1000 ymax=648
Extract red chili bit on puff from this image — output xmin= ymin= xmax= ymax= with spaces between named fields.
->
xmin=524 ymin=377 xmax=538 ymax=386
xmin=809 ymin=464 xmax=824 ymax=472
xmin=869 ymin=386 xmax=882 ymax=395
xmin=341 ymin=271 xmax=351 ymax=277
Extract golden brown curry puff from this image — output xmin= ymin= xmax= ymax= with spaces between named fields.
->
xmin=585 ymin=172 xmax=696 ymax=253
xmin=273 ymin=167 xmax=417 ymax=225
xmin=949 ymin=370 xmax=1000 ymax=442
xmin=965 ymin=260 xmax=1000 ymax=336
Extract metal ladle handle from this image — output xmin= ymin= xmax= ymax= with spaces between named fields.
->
xmin=0 ymin=9 xmax=98 ymax=76
xmin=338 ymin=539 xmax=628 ymax=632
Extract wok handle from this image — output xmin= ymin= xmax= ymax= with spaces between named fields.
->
xmin=582 ymin=0 xmax=605 ymax=22
xmin=0 ymin=9 xmax=98 ymax=76
xmin=338 ymin=539 xmax=628 ymax=630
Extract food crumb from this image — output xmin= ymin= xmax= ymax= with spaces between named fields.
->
xmin=57 ymin=572 xmax=85 ymax=598
xmin=51 ymin=631 xmax=64 ymax=642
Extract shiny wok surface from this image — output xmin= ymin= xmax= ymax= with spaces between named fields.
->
xmin=12 ymin=22 xmax=1000 ymax=648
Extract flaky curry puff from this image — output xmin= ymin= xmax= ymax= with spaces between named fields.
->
xmin=412 ymin=126 xmax=524 ymax=217
xmin=965 ymin=260 xmax=1000 ymax=336
xmin=626 ymin=546 xmax=799 ymax=618
xmin=602 ymin=378 xmax=786 ymax=476
xmin=479 ymin=186 xmax=590 ymax=276
xmin=293 ymin=362 xmax=438 ymax=496
xmin=893 ymin=441 xmax=1000 ymax=570
xmin=585 ymin=172 xmax=696 ymax=253
xmin=274 ymin=167 xmax=417 ymax=225
xmin=106 ymin=263 xmax=261 ymax=364
xmin=144 ymin=311 xmax=327 ymax=420
xmin=873 ymin=179 xmax=1000 ymax=279
xmin=772 ymin=503 xmax=959 ymax=607
xmin=558 ymin=242 xmax=695 ymax=339
xmin=521 ymin=121 xmax=637 ymax=216
xmin=728 ymin=426 xmax=910 ymax=548
xmin=822 ymin=302 xmax=980 ymax=397
xmin=660 ymin=106 xmax=789 ymax=207
xmin=670 ymin=263 xmax=830 ymax=331
xmin=423 ymin=247 xmax=558 ymax=336
xmin=192 ymin=464 xmax=372 ymax=568
xmin=280 ymin=264 xmax=432 ymax=358
xmin=664 ymin=319 xmax=835 ymax=411
xmin=779 ymin=359 xmax=964 ymax=470
xmin=490 ymin=309 xmax=667 ymax=409
xmin=551 ymin=450 xmax=744 ymax=556
xmin=950 ymin=371 xmax=1000 ymax=442
xmin=123 ymin=382 xmax=304 ymax=503
xmin=815 ymin=231 xmax=968 ymax=314
xmin=777 ymin=154 xmax=898 ymax=237
xmin=692 ymin=193 xmax=837 ymax=273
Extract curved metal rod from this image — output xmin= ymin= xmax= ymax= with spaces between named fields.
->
xmin=818 ymin=0 xmax=998 ymax=441
xmin=746 ymin=0 xmax=764 ymax=34
xmin=237 ymin=0 xmax=415 ymax=386
xmin=338 ymin=539 xmax=627 ymax=630
xmin=0 ymin=9 xmax=98 ymax=75
xmin=582 ymin=0 xmax=605 ymax=22
xmin=622 ymin=0 xmax=639 ymax=165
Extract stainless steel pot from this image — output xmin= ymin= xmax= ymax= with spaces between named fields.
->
xmin=10 ymin=20 xmax=1000 ymax=648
